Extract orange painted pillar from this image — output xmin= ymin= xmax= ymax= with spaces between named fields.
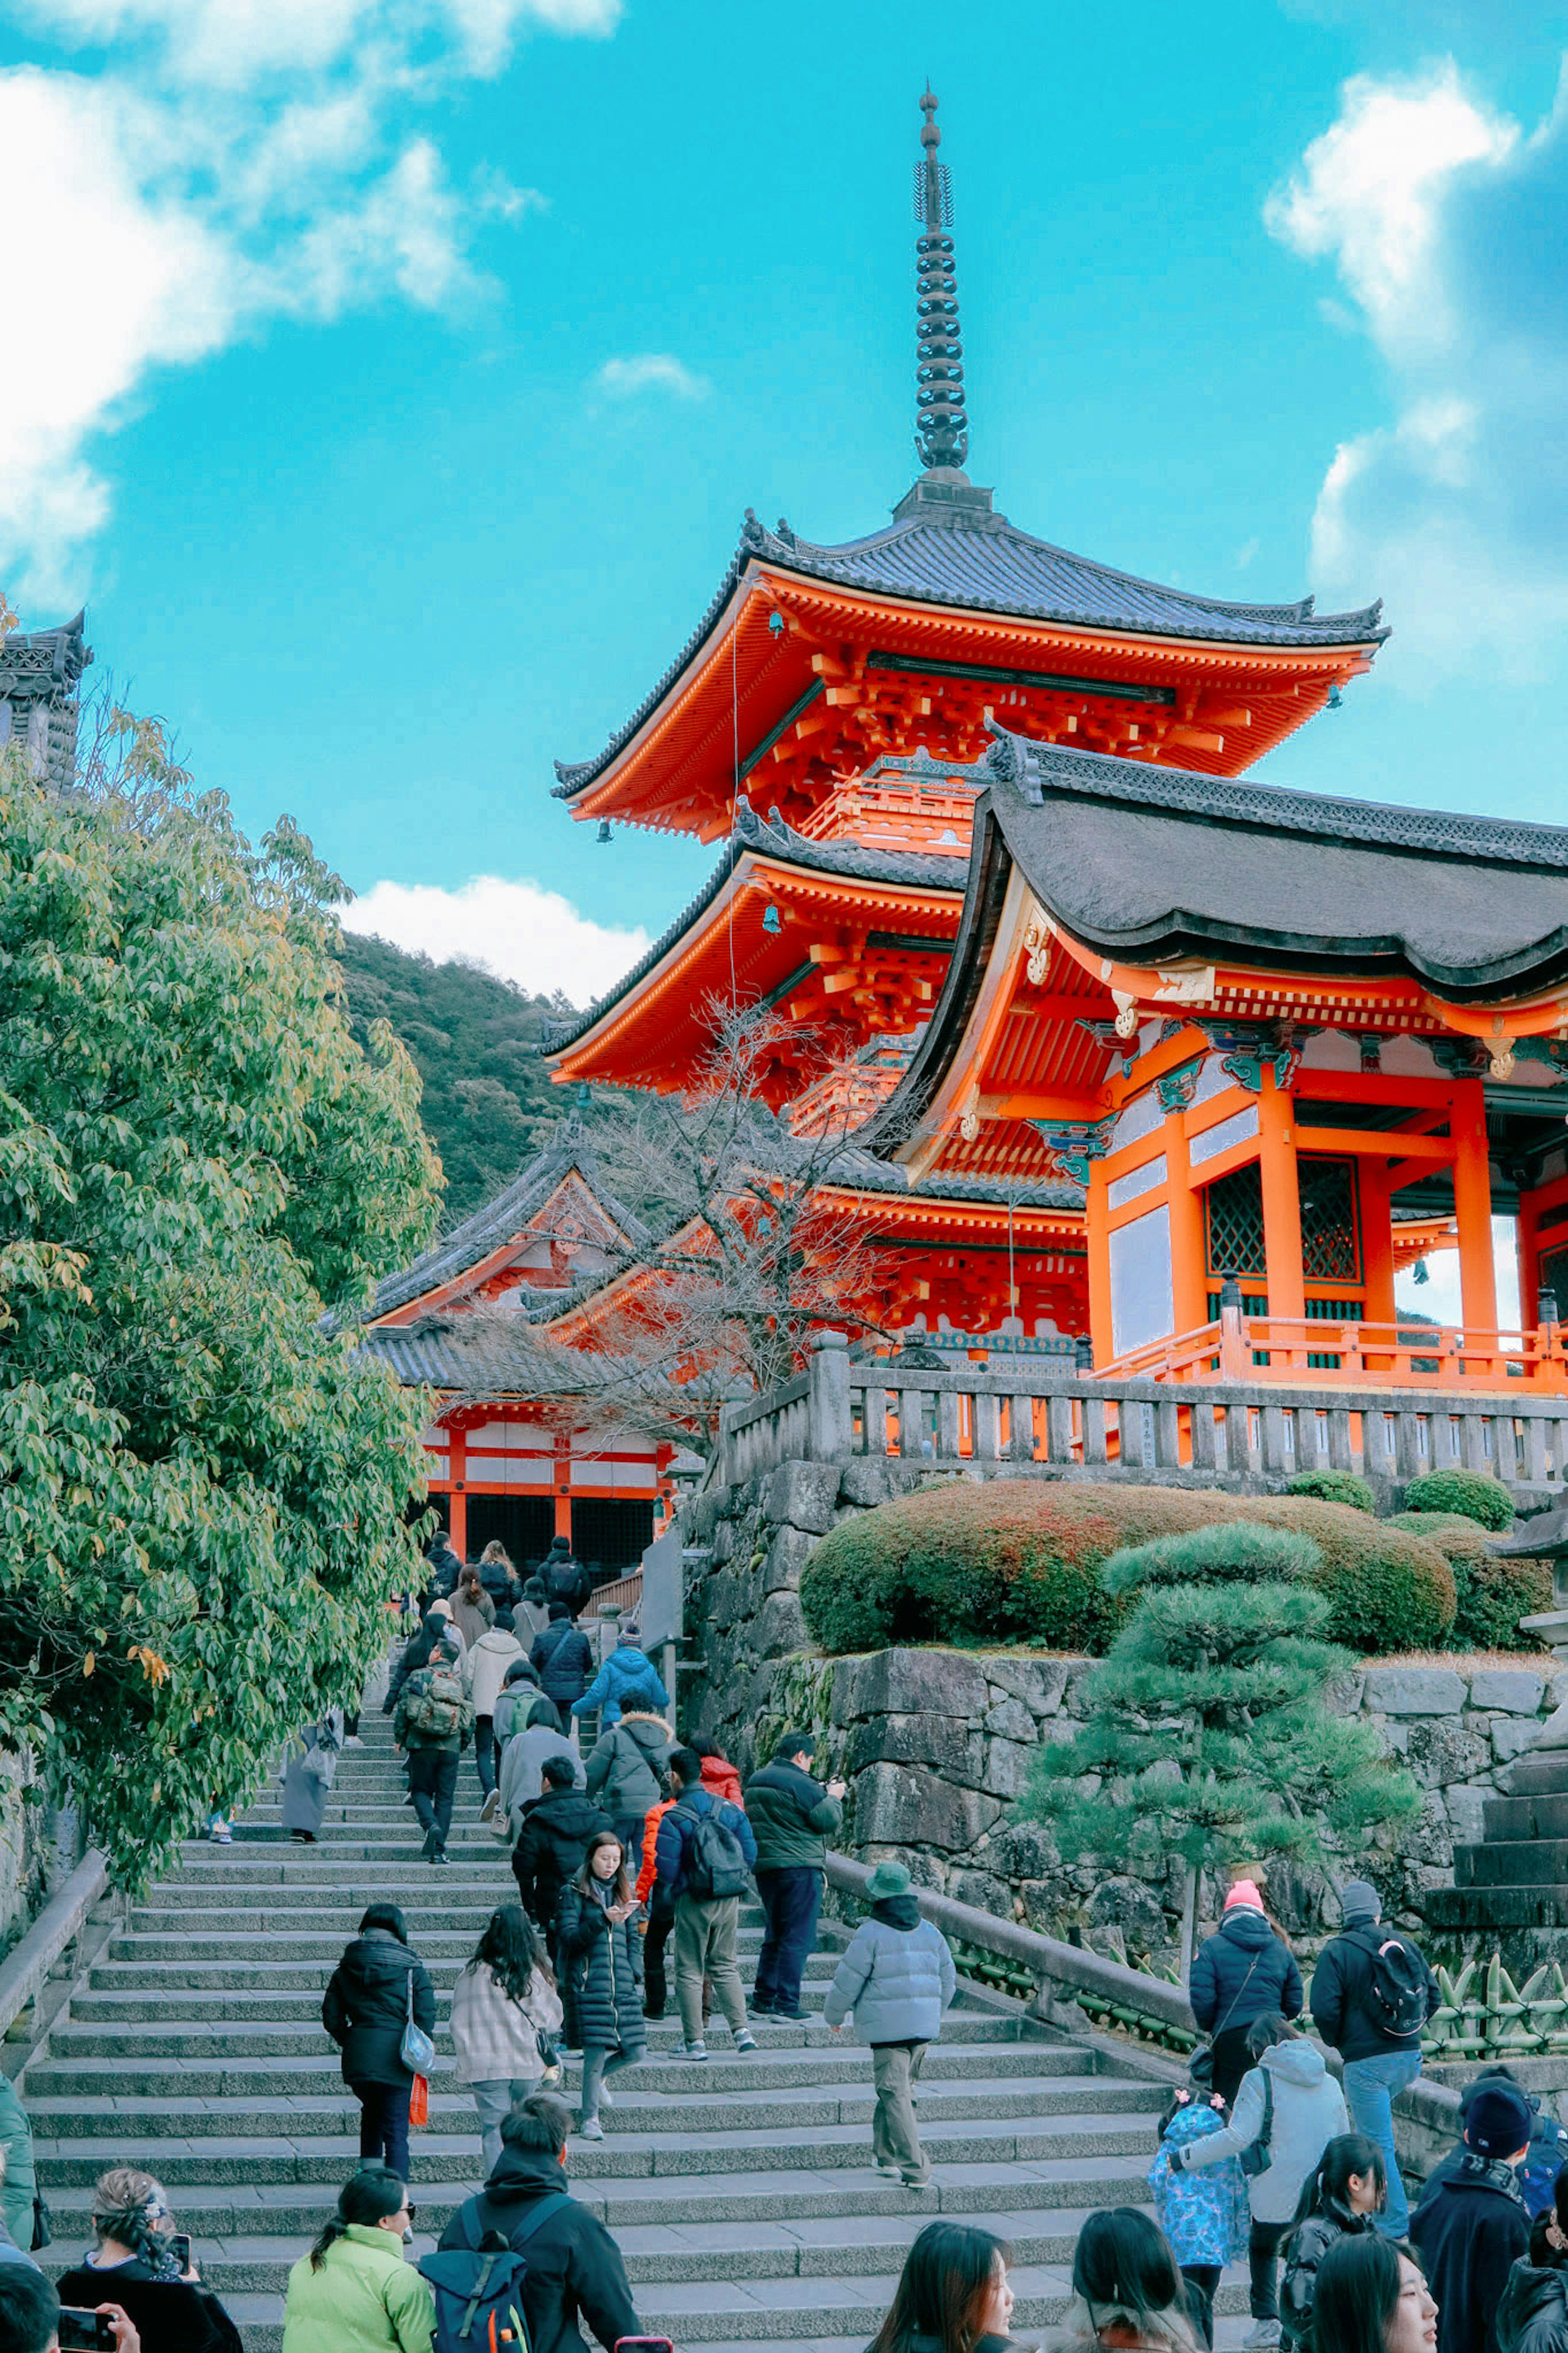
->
xmin=1165 ymin=1112 xmax=1207 ymax=1336
xmin=1086 ymin=1163 xmax=1113 ymax=1367
xmin=447 ymin=1429 xmax=468 ymax=1561
xmin=1359 ymin=1156 xmax=1396 ymax=1328
xmin=553 ymin=1434 xmax=573 ymax=1540
xmin=1451 ymin=1080 xmax=1497 ymax=1335
xmin=1256 ymin=1067 xmax=1305 ymax=1354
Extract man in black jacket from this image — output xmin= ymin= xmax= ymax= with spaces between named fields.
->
xmin=1412 ymin=2082 xmax=1532 ymax=2353
xmin=512 ymin=1758 xmax=615 ymax=1956
xmin=745 ymin=1729 xmax=847 ymax=2021
xmin=1311 ymin=1878 xmax=1439 ymax=2239
xmin=437 ymin=2092 xmax=639 ymax=2353
xmin=532 ymin=1605 xmax=595 ymax=1717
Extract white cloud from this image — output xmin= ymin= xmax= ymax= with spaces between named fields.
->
xmin=1394 ymin=1218 xmax=1520 ymax=1328
xmin=342 ymin=874 xmax=651 ymax=1003
xmin=0 ymin=0 xmax=610 ymax=599
xmin=593 ymin=353 xmax=711 ymax=401
xmin=1269 ymin=60 xmax=1568 ymax=681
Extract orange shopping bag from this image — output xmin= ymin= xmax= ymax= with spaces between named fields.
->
xmin=409 ymin=2074 xmax=429 ymax=2129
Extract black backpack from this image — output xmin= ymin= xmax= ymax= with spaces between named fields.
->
xmin=679 ymin=1800 xmax=751 ymax=1900
xmin=547 ymin=1557 xmax=581 ymax=1602
xmin=1351 ymin=1926 xmax=1429 ymax=2040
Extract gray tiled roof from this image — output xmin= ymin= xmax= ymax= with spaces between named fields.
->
xmin=370 ymin=1117 xmax=651 ymax=1320
xmin=538 ymin=796 xmax=965 ymax=1058
xmin=0 ymin=611 xmax=91 ymax=794
xmin=553 ymin=492 xmax=1386 ymax=798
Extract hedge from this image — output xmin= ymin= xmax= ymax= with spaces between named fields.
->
xmin=1287 ymin=1469 xmax=1375 ymax=1514
xmin=1387 ymin=1517 xmax=1551 ymax=1651
xmin=797 ymin=1481 xmax=1458 ymax=1658
xmin=1402 ymin=1468 xmax=1515 ymax=1530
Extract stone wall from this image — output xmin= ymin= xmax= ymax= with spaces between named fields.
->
xmin=680 ymin=1456 xmax=1560 ymax=1962
xmin=0 ymin=1748 xmax=55 ymax=1957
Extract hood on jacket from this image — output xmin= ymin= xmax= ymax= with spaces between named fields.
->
xmin=338 ymin=1929 xmax=413 ymax=1985
xmin=473 ymin=1627 xmax=522 ymax=1655
xmin=482 ymin=2145 xmax=570 ymax=2202
xmin=1500 ymin=2260 xmax=1568 ymax=2349
xmin=1217 ymin=1907 xmax=1280 ymax=1953
xmin=1261 ymin=2040 xmax=1328 ymax=2088
xmin=699 ymin=1753 xmax=742 ymax=1803
xmin=617 ymin=1713 xmax=672 ymax=1751
xmin=1162 ymin=2101 xmax=1231 ymax=2150
xmin=871 ymin=1893 xmax=924 ymax=1931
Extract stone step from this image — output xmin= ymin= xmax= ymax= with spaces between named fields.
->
xmin=84 ymin=1960 xmax=851 ymax=2005
xmin=25 ymin=2065 xmax=1159 ymax=2129
xmin=1455 ymin=1840 xmax=1568 ymax=1888
xmin=34 ymin=2112 xmax=1156 ymax=2186
xmin=1425 ymin=1885 xmax=1568 ymax=1930
xmin=1503 ymin=1750 xmax=1568 ymax=1797
xmin=63 ymin=1990 xmax=1022 ymax=2042
xmin=1481 ymin=1792 xmax=1568 ymax=1842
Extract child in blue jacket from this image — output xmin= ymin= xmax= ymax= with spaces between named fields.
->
xmin=1149 ymin=2085 xmax=1250 ymax=2349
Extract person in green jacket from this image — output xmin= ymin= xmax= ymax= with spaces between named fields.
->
xmin=281 ymin=2165 xmax=433 ymax=2353
xmin=0 ymin=2074 xmax=37 ymax=2253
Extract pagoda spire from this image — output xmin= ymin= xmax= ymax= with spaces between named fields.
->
xmin=913 ymin=85 xmax=968 ymax=474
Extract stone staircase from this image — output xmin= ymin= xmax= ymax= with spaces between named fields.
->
xmin=1425 ymin=1740 xmax=1568 ymax=1972
xmin=24 ymin=1711 xmax=1252 ymax=2352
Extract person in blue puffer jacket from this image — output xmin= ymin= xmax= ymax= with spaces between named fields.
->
xmin=1149 ymin=2085 xmax=1251 ymax=2349
xmin=570 ymin=1624 xmax=670 ymax=1729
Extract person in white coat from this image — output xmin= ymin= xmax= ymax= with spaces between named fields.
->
xmin=1175 ymin=2012 xmax=1349 ymax=2350
xmin=448 ymin=1904 xmax=564 ymax=2173
xmin=463 ymin=1618 xmax=526 ymax=1817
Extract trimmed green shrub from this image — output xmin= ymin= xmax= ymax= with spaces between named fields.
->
xmin=1395 ymin=1518 xmax=1552 ymax=1651
xmin=1402 ymin=1468 xmax=1515 ymax=1530
xmin=1102 ymin=1522 xmax=1322 ymax=1594
xmin=1239 ymin=1497 xmax=1457 ymax=1654
xmin=797 ymin=1479 xmax=1236 ymax=1655
xmin=1287 ymin=1469 xmax=1375 ymax=1514
xmin=1385 ymin=1511 xmax=1483 ymax=1537
xmin=798 ymin=1481 xmax=1458 ymax=1658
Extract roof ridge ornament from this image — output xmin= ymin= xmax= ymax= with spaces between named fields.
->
xmin=914 ymin=86 xmax=968 ymax=475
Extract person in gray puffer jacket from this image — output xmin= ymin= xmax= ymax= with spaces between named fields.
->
xmin=584 ymin=1712 xmax=672 ymax=1860
xmin=1177 ymin=2012 xmax=1348 ymax=2348
xmin=823 ymin=1860 xmax=956 ymax=2190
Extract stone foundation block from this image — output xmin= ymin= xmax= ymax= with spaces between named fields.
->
xmin=1362 ymin=1666 xmax=1468 ymax=1716
xmin=764 ymin=1460 xmax=842 ymax=1537
xmin=762 ymin=1525 xmax=816 ymax=1594
xmin=983 ymin=1697 xmax=1037 ymax=1744
xmin=845 ymin=1712 xmax=979 ymax=1782
xmin=831 ymin=1647 xmax=992 ymax=1726
xmin=1494 ymin=1717 xmax=1547 ymax=1764
xmin=1469 ymin=1670 xmax=1547 ymax=1715
xmin=982 ymin=1658 xmax=1074 ymax=1716
xmin=852 ymin=1763 xmax=1003 ymax=1851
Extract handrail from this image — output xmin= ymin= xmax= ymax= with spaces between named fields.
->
xmin=824 ymin=1851 xmax=1196 ymax=2033
xmin=0 ymin=1851 xmax=109 ymax=2042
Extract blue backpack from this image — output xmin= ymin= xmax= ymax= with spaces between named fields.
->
xmin=420 ymin=2191 xmax=570 ymax=2353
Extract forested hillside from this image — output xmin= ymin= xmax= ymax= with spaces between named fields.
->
xmin=335 ymin=931 xmax=580 ymax=1226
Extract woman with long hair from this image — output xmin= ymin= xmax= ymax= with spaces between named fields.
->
xmin=1312 ymin=2236 xmax=1437 ymax=2353
xmin=321 ymin=1904 xmax=437 ymax=2183
xmin=281 ymin=2163 xmax=434 ymax=2353
xmin=1281 ymin=2134 xmax=1388 ymax=2351
xmin=55 ymin=2168 xmax=242 ymax=2353
xmin=868 ymin=2222 xmax=1027 ymax=2353
xmin=477 ymin=1539 xmax=520 ymax=1612
xmin=555 ymin=1830 xmax=644 ymax=2142
xmin=450 ymin=1563 xmax=495 ymax=1650
xmin=1050 ymin=2208 xmax=1197 ymax=2352
xmin=449 ymin=1904 xmax=565 ymax=2173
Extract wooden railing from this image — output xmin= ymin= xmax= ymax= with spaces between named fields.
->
xmin=717 ymin=1330 xmax=1568 ymax=1490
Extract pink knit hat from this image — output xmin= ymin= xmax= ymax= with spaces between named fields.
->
xmin=1224 ymin=1880 xmax=1265 ymax=1914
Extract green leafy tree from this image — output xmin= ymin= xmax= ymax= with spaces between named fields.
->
xmin=1022 ymin=1523 xmax=1421 ymax=1973
xmin=0 ymin=729 xmax=441 ymax=1886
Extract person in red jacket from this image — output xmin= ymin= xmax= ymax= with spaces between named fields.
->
xmin=690 ymin=1736 xmax=743 ymax=1809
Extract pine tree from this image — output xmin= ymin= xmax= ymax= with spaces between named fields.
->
xmin=1022 ymin=1523 xmax=1421 ymax=1973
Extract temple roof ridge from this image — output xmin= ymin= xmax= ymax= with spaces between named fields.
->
xmin=987 ymin=726 xmax=1568 ymax=872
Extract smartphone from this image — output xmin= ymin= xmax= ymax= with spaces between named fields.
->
xmin=168 ymin=2232 xmax=193 ymax=2274
xmin=57 ymin=2311 xmax=116 ymax=2352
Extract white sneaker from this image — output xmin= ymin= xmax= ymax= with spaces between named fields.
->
xmin=682 ymin=2041 xmax=709 ymax=2063
xmin=479 ymin=1789 xmax=499 ymax=1822
xmin=735 ymin=2031 xmax=757 ymax=2052
xmin=343 ymin=1735 xmax=364 ymax=1750
xmin=577 ymin=2116 xmax=604 ymax=2141
xmin=1243 ymin=2324 xmax=1281 ymax=2349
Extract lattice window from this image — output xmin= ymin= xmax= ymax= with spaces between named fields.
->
xmin=1299 ymin=1157 xmax=1361 ymax=1284
xmin=1205 ymin=1164 xmax=1266 ymax=1280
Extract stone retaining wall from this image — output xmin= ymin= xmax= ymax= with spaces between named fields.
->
xmin=681 ymin=1456 xmax=1559 ymax=1960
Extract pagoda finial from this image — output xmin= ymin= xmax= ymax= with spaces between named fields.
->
xmin=913 ymin=85 xmax=968 ymax=474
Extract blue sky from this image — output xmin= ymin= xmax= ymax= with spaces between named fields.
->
xmin=5 ymin=0 xmax=1568 ymax=1008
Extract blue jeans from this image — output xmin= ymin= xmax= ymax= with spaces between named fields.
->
xmin=471 ymin=2076 xmax=535 ymax=2175
xmin=1343 ymin=2049 xmax=1423 ymax=2236
xmin=753 ymin=1867 xmax=823 ymax=2015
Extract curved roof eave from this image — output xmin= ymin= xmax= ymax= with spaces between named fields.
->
xmin=550 ymin=506 xmax=1388 ymax=802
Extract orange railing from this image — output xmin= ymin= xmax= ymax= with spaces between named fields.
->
xmin=1103 ymin=1312 xmax=1568 ymax=1394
